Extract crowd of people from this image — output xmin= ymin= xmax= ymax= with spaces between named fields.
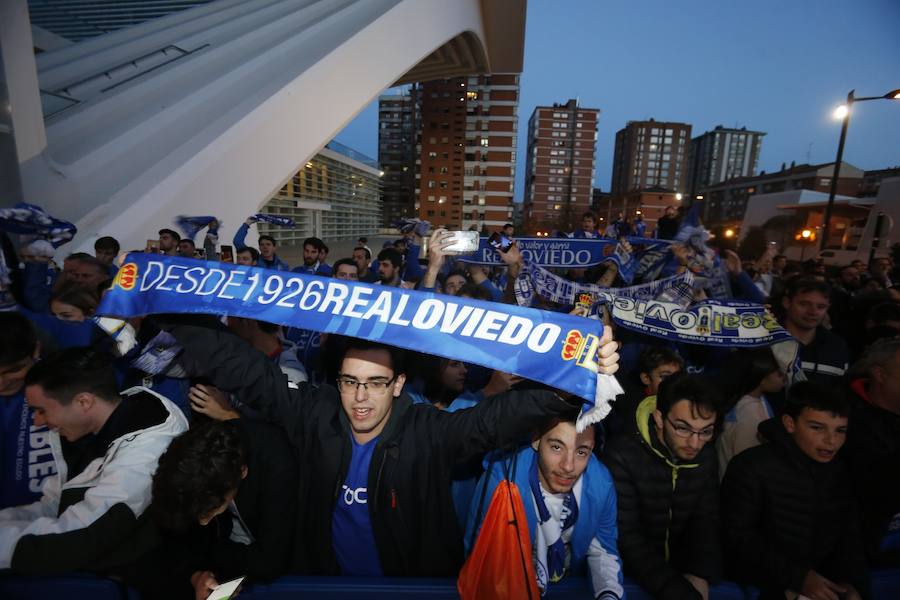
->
xmin=0 ymin=206 xmax=898 ymax=600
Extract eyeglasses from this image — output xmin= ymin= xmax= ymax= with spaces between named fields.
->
xmin=336 ymin=375 xmax=396 ymax=394
xmin=666 ymin=417 xmax=715 ymax=441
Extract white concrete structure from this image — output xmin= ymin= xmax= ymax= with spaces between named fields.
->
xmin=740 ymin=182 xmax=900 ymax=264
xmin=3 ymin=0 xmax=526 ymax=253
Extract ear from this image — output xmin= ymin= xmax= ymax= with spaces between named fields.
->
xmin=781 ymin=296 xmax=791 ymax=311
xmin=392 ymin=373 xmax=406 ymax=398
xmin=652 ymin=408 xmax=664 ymax=432
xmin=781 ymin=414 xmax=796 ymax=433
xmin=639 ymin=372 xmax=652 ymax=387
xmin=531 ymin=438 xmax=540 ymax=452
xmin=871 ymin=365 xmax=886 ymax=385
xmin=74 ymin=392 xmax=95 ymax=412
xmin=241 ymin=465 xmax=249 ymax=480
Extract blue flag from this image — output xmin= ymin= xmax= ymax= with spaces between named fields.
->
xmin=97 ymin=255 xmax=618 ymax=412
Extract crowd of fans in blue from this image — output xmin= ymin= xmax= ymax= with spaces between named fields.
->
xmin=0 ymin=208 xmax=898 ymax=600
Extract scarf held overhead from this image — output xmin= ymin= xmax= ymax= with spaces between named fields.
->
xmin=97 ymin=255 xmax=622 ymax=425
xmin=458 ymin=236 xmax=669 ymax=270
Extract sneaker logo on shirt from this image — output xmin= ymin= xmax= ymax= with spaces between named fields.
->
xmin=342 ymin=485 xmax=368 ymax=505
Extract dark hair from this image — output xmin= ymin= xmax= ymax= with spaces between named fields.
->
xmin=719 ymin=348 xmax=780 ymax=411
xmin=51 ymin=280 xmax=100 ymax=315
xmin=256 ymin=320 xmax=280 ymax=335
xmin=258 ymin=235 xmax=277 ymax=246
xmin=24 ymin=348 xmax=119 ymax=405
xmin=377 ymin=248 xmax=403 ymax=269
xmin=303 ymin=237 xmax=325 ymax=251
xmin=94 ymin=236 xmax=120 ymax=254
xmin=236 ymin=246 xmax=260 ymax=262
xmin=457 ymin=282 xmax=492 ymax=301
xmin=343 ymin=338 xmax=406 ymax=375
xmin=656 ymin=372 xmax=719 ymax=419
xmin=158 ymin=228 xmax=181 ymax=241
xmin=581 ymin=211 xmax=596 ymax=221
xmin=151 ymin=421 xmax=246 ymax=532
xmin=332 ymin=258 xmax=357 ymax=275
xmin=353 ymin=246 xmax=372 ymax=260
xmin=178 ymin=238 xmax=196 ymax=248
xmin=784 ymin=381 xmax=849 ymax=419
xmin=0 ymin=312 xmax=37 ymax=366
xmin=867 ymin=302 xmax=900 ymax=326
xmin=637 ymin=346 xmax=684 ymax=376
xmin=65 ymin=252 xmax=94 ymax=262
xmin=503 ymin=223 xmax=514 ymax=229
xmin=321 ymin=243 xmax=329 ymax=254
xmin=358 ymin=236 xmax=368 ymax=244
xmin=784 ymin=277 xmax=831 ymax=299
xmin=774 ymin=254 xmax=787 ymax=262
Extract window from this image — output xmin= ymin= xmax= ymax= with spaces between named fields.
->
xmin=438 ymin=196 xmax=447 ymax=204
xmin=480 ymin=138 xmax=489 ymax=147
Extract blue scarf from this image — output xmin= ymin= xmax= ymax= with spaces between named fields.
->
xmin=459 ymin=236 xmax=669 ymax=271
xmin=175 ymin=215 xmax=218 ymax=241
xmin=254 ymin=214 xmax=295 ymax=228
xmin=97 ymin=254 xmax=621 ymax=414
xmin=0 ymin=203 xmax=77 ymax=248
xmin=529 ymin=454 xmax=578 ymax=586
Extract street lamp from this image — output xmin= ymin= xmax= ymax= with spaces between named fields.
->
xmin=820 ymin=88 xmax=900 ymax=251
xmin=724 ymin=228 xmax=735 ymax=239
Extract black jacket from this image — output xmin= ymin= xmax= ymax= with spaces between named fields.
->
xmin=602 ymin=396 xmax=721 ymax=600
xmin=720 ymin=418 xmax=869 ymax=599
xmin=159 ymin=316 xmax=578 ymax=577
xmin=844 ymin=379 xmax=900 ymax=567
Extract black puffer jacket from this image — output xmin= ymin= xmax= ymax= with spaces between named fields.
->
xmin=160 ymin=316 xmax=578 ymax=577
xmin=602 ymin=396 xmax=721 ymax=600
xmin=844 ymin=379 xmax=900 ymax=567
xmin=720 ymin=418 xmax=869 ymax=599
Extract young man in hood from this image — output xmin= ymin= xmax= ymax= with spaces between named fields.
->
xmin=721 ymin=381 xmax=868 ymax=600
xmin=603 ymin=372 xmax=721 ymax=600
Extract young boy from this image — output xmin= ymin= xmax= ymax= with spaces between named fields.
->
xmin=721 ymin=381 xmax=868 ymax=600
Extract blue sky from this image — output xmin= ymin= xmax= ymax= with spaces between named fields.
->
xmin=335 ymin=0 xmax=900 ymax=199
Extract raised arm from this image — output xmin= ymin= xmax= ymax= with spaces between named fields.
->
xmin=151 ymin=315 xmax=312 ymax=441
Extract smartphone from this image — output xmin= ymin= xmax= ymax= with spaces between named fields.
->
xmin=219 ymin=245 xmax=234 ymax=263
xmin=488 ymin=231 xmax=513 ymax=253
xmin=444 ymin=231 xmax=480 ymax=254
xmin=146 ymin=239 xmax=160 ymax=254
xmin=208 ymin=576 xmax=244 ymax=600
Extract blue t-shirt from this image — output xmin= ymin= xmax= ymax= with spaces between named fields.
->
xmin=332 ymin=436 xmax=382 ymax=576
xmin=1 ymin=391 xmax=57 ymax=509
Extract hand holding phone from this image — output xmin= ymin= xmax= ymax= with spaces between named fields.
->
xmin=488 ymin=231 xmax=513 ymax=253
xmin=443 ymin=231 xmax=480 ymax=255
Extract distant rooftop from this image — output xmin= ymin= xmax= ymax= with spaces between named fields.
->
xmin=325 ymin=140 xmax=379 ymax=171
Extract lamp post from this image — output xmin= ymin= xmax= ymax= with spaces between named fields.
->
xmin=820 ymin=88 xmax=900 ymax=252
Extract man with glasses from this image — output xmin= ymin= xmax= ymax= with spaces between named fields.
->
xmin=153 ymin=316 xmax=621 ymax=579
xmin=603 ymin=372 xmax=721 ymax=600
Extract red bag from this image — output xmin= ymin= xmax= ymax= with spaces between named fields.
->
xmin=457 ymin=479 xmax=540 ymax=600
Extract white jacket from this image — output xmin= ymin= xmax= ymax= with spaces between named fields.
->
xmin=0 ymin=386 xmax=188 ymax=568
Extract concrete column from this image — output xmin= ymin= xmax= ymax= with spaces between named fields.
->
xmin=0 ymin=0 xmax=46 ymax=163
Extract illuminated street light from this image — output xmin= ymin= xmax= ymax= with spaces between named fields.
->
xmin=724 ymin=229 xmax=735 ymax=239
xmin=821 ymin=88 xmax=900 ymax=251
xmin=675 ymin=193 xmax=683 ymax=201
xmin=801 ymin=229 xmax=812 ymax=239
